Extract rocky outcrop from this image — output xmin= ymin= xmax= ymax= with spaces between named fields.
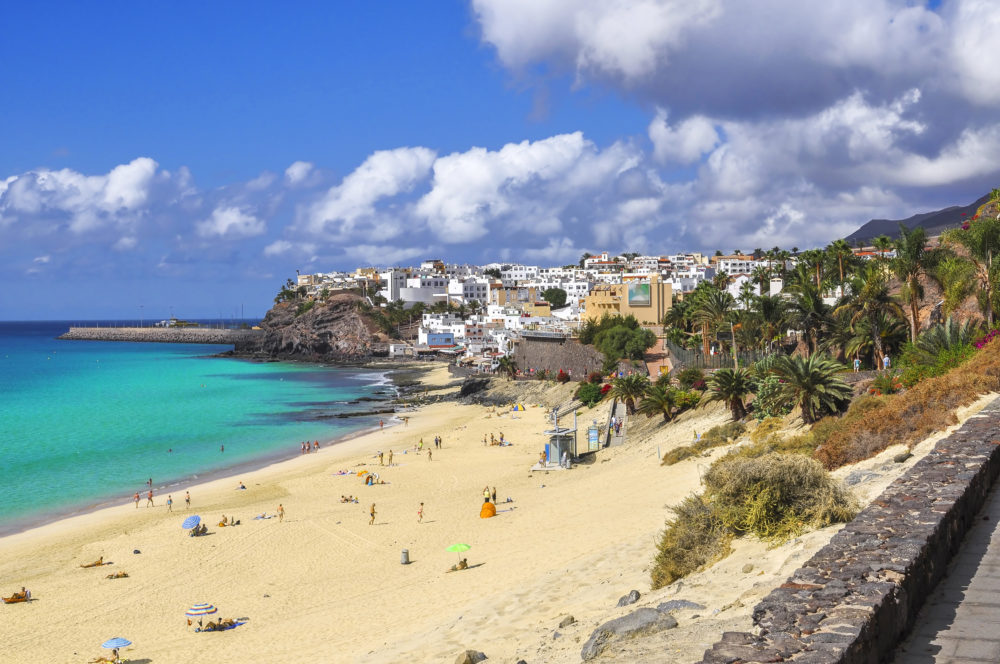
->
xmin=234 ymin=294 xmax=385 ymax=362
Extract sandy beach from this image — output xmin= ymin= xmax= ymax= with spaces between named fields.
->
xmin=1 ymin=365 xmax=991 ymax=663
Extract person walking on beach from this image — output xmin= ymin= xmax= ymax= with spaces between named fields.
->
xmin=369 ymin=503 xmax=376 ymax=525
xmin=417 ymin=502 xmax=424 ymax=523
xmin=379 ymin=451 xmax=384 ymax=466
xmin=427 ymin=449 xmax=432 ymax=461
xmin=277 ymin=504 xmax=285 ymax=522
xmin=146 ymin=490 xmax=154 ymax=507
xmin=379 ymin=419 xmax=384 ymax=431
xmin=185 ymin=491 xmax=191 ymax=509
xmin=483 ymin=486 xmax=491 ymax=502
xmin=491 ymin=487 xmax=497 ymax=503
xmin=167 ymin=495 xmax=173 ymax=512
xmin=387 ymin=449 xmax=393 ymax=466
xmin=134 ymin=492 xmax=140 ymax=509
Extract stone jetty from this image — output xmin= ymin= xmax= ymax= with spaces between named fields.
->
xmin=59 ymin=326 xmax=263 ymax=345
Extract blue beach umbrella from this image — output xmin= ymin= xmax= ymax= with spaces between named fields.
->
xmin=102 ymin=637 xmax=131 ymax=649
xmin=181 ymin=515 xmax=201 ymax=530
xmin=186 ymin=603 xmax=218 ymax=617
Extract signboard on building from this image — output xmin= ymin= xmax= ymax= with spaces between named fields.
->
xmin=627 ymin=282 xmax=651 ymax=306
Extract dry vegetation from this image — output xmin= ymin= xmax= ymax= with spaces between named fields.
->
xmin=661 ymin=421 xmax=746 ymax=465
xmin=814 ymin=340 xmax=1000 ymax=468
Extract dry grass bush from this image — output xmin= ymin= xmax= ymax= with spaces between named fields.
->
xmin=704 ymin=452 xmax=858 ymax=541
xmin=661 ymin=421 xmax=746 ymax=466
xmin=814 ymin=342 xmax=1000 ymax=469
xmin=651 ymin=495 xmax=733 ymax=589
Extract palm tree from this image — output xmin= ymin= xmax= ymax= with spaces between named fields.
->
xmin=787 ymin=279 xmax=832 ymax=355
xmin=609 ymin=374 xmax=650 ymax=415
xmin=496 ymin=356 xmax=517 ymax=381
xmin=835 ymin=263 xmax=905 ymax=366
xmin=928 ymin=255 xmax=977 ymax=317
xmin=751 ymin=264 xmax=771 ymax=294
xmin=703 ymin=368 xmax=752 ymax=420
xmin=691 ymin=288 xmax=735 ymax=357
xmin=737 ymin=279 xmax=758 ymax=310
xmin=638 ymin=385 xmax=678 ymax=422
xmin=911 ymin=317 xmax=982 ymax=365
xmin=827 ymin=239 xmax=853 ymax=284
xmin=942 ymin=214 xmax=1000 ymax=326
xmin=891 ymin=223 xmax=929 ymax=343
xmin=770 ymin=355 xmax=851 ymax=424
xmin=799 ymin=249 xmax=825 ymax=290
xmin=755 ymin=294 xmax=788 ymax=351
xmin=842 ymin=312 xmax=908 ymax=368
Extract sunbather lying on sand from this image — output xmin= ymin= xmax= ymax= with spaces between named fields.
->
xmin=106 ymin=571 xmax=129 ymax=579
xmin=446 ymin=558 xmax=469 ymax=573
xmin=80 ymin=557 xmax=106 ymax=568
xmin=202 ymin=617 xmax=238 ymax=631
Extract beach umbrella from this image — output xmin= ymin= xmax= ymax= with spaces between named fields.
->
xmin=181 ymin=515 xmax=201 ymax=530
xmin=102 ymin=637 xmax=131 ymax=649
xmin=446 ymin=543 xmax=470 ymax=561
xmin=185 ymin=603 xmax=218 ymax=617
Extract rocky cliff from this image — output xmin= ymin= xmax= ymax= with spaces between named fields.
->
xmin=233 ymin=293 xmax=386 ymax=362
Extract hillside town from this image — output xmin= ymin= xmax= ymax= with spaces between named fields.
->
xmin=292 ymin=247 xmax=895 ymax=366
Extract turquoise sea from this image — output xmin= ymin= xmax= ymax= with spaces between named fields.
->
xmin=0 ymin=321 xmax=392 ymax=535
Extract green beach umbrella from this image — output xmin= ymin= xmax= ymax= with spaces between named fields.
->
xmin=446 ymin=543 xmax=470 ymax=561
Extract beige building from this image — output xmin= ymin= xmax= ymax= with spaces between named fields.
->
xmin=582 ymin=274 xmax=671 ymax=326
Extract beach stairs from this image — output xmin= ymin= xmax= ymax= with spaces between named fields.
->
xmin=608 ymin=399 xmax=628 ymax=447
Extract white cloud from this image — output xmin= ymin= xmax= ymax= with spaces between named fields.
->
xmin=196 ymin=206 xmax=266 ymax=238
xmin=33 ymin=255 xmax=50 ymax=263
xmin=521 ymin=237 xmax=581 ymax=263
xmin=948 ymin=0 xmax=1000 ymax=106
xmin=648 ymin=109 xmax=718 ymax=163
xmin=415 ymin=132 xmax=639 ymax=243
xmin=304 ymin=147 xmax=436 ymax=237
xmin=348 ymin=244 xmax=433 ymax=266
xmin=285 ymin=161 xmax=315 ymax=185
xmin=0 ymin=158 xmax=161 ymax=234
xmin=473 ymin=0 xmax=721 ymax=80
xmin=113 ymin=236 xmax=138 ymax=251
xmin=263 ymin=240 xmax=317 ymax=257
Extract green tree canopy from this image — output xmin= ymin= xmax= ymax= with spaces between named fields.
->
xmin=541 ymin=287 xmax=568 ymax=309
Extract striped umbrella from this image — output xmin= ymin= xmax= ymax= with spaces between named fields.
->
xmin=185 ymin=603 xmax=217 ymax=617
xmin=102 ymin=637 xmax=131 ymax=649
xmin=181 ymin=515 xmax=200 ymax=530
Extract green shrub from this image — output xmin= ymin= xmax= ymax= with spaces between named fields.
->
xmin=676 ymin=367 xmax=706 ymax=390
xmin=674 ymin=390 xmax=702 ymax=413
xmin=703 ymin=452 xmax=857 ymax=541
xmin=651 ymin=494 xmax=732 ymax=589
xmin=751 ymin=374 xmax=793 ymax=420
xmin=575 ymin=382 xmax=604 ymax=407
xmin=296 ymin=300 xmax=316 ymax=316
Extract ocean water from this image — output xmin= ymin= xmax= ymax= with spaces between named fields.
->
xmin=0 ymin=321 xmax=392 ymax=534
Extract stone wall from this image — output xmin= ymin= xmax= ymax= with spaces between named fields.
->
xmin=513 ymin=337 xmax=604 ymax=378
xmin=59 ymin=327 xmax=263 ymax=345
xmin=700 ymin=397 xmax=1000 ymax=664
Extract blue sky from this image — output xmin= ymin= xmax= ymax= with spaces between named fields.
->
xmin=2 ymin=1 xmax=999 ymax=319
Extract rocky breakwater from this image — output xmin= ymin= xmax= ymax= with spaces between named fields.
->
xmin=230 ymin=293 xmax=386 ymax=363
xmin=60 ymin=327 xmax=262 ymax=345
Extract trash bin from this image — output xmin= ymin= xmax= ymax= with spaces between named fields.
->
xmin=401 ymin=549 xmax=410 ymax=565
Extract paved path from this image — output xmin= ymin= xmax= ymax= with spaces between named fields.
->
xmin=893 ymin=479 xmax=1000 ymax=663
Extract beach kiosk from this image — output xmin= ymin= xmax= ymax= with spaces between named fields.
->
xmin=540 ymin=409 xmax=577 ymax=470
